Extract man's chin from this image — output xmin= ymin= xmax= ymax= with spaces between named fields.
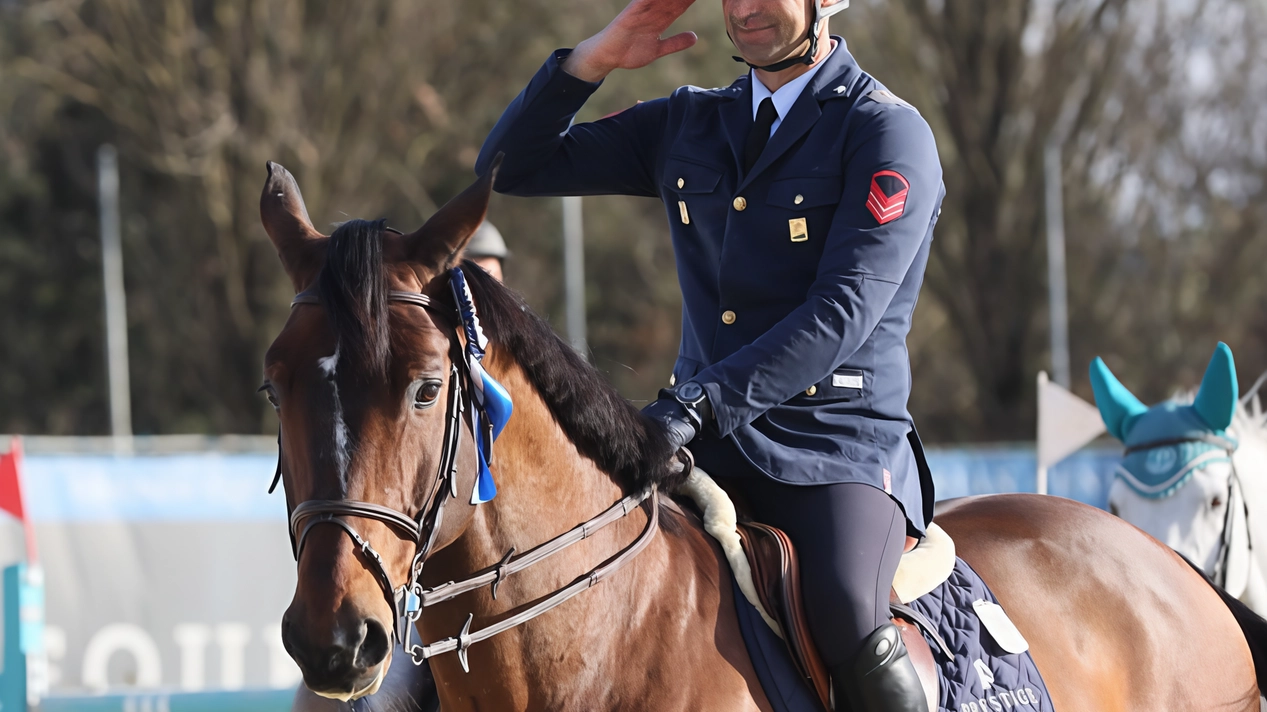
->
xmin=735 ymin=40 xmax=812 ymax=70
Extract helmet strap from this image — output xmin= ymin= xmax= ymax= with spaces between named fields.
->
xmin=731 ymin=26 xmax=818 ymax=73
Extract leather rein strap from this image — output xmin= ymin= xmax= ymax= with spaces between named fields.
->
xmin=414 ymin=488 xmax=658 ymax=673
xmin=279 ymin=279 xmax=659 ymax=671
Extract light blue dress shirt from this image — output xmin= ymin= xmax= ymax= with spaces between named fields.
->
xmin=750 ymin=40 xmax=840 ymax=136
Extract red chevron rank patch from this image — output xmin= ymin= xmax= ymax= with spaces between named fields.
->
xmin=866 ymin=170 xmax=910 ymax=225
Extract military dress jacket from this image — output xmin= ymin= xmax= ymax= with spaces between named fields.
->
xmin=476 ymin=40 xmax=944 ymax=532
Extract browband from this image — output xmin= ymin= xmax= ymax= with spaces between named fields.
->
xmin=291 ymin=290 xmax=435 ymax=311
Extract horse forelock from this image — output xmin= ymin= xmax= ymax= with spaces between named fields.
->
xmin=317 ymin=219 xmax=391 ymax=378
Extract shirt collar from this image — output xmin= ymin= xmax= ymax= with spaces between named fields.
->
xmin=751 ymin=39 xmax=839 ymax=121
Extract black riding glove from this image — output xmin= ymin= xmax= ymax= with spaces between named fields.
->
xmin=641 ymin=385 xmax=713 ymax=452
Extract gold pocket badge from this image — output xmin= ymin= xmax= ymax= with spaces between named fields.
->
xmin=679 ymin=201 xmax=690 ymax=225
xmin=789 ymin=217 xmax=808 ymax=242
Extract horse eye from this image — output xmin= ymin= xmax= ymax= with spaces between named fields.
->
xmin=1212 ymin=495 xmax=1224 ymax=509
xmin=415 ymin=381 xmax=442 ymax=409
xmin=259 ymin=384 xmax=280 ymax=411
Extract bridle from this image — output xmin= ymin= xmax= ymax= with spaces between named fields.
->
xmin=271 ymin=268 xmax=660 ymax=673
xmin=1122 ymin=433 xmax=1251 ymax=589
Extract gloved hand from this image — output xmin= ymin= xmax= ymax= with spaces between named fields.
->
xmin=641 ymin=384 xmax=712 ymax=452
xmin=641 ymin=396 xmax=700 ymax=453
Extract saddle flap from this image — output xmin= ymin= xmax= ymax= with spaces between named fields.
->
xmin=737 ymin=522 xmax=833 ymax=711
xmin=893 ymin=617 xmax=939 ymax=712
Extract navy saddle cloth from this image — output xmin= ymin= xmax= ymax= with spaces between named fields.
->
xmin=732 ymin=557 xmax=1055 ymax=712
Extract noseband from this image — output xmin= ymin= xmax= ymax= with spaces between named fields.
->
xmin=274 ymin=272 xmax=659 ymax=672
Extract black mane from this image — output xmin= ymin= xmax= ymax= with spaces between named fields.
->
xmin=460 ymin=263 xmax=680 ymax=493
xmin=318 ymin=219 xmax=391 ymax=377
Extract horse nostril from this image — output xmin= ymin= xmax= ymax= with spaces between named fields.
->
xmin=356 ymin=618 xmax=391 ymax=670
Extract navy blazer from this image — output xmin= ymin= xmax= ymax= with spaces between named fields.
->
xmin=477 ymin=40 xmax=944 ymax=532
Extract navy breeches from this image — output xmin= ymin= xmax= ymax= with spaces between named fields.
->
xmin=726 ymin=476 xmax=907 ymax=668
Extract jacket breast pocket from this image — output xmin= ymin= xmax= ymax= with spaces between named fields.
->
xmin=766 ymin=175 xmax=842 ymax=211
xmin=662 ymin=157 xmax=725 ymax=195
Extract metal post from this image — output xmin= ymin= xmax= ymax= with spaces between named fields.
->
xmin=1036 ymin=370 xmax=1050 ymax=496
xmin=97 ymin=145 xmax=133 ymax=453
xmin=562 ymin=195 xmax=587 ymax=356
xmin=1044 ymin=141 xmax=1071 ymax=390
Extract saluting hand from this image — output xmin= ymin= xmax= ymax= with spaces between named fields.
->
xmin=563 ymin=0 xmax=699 ymax=82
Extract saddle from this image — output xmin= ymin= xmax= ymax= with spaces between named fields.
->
xmin=679 ymin=469 xmax=956 ymax=712
xmin=738 ymin=522 xmax=939 ymax=711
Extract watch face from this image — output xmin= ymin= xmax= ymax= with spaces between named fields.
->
xmin=677 ymin=382 xmax=704 ymax=402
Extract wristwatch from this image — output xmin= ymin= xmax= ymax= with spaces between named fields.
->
xmin=669 ymin=382 xmax=710 ymax=431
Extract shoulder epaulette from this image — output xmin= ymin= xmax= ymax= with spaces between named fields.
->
xmin=864 ymin=89 xmax=919 ymax=113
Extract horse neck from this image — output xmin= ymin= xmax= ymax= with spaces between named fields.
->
xmin=465 ymin=349 xmax=635 ymax=564
xmin=419 ymin=352 xmax=730 ymax=707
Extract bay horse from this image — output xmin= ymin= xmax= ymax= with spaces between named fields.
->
xmin=261 ymin=162 xmax=1264 ymax=711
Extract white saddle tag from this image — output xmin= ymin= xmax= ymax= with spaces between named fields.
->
xmin=972 ymin=600 xmax=1029 ymax=654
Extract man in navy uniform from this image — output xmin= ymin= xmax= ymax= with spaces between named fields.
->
xmin=478 ymin=0 xmax=943 ymax=708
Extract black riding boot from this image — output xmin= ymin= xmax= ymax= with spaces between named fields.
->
xmin=832 ymin=622 xmax=927 ymax=712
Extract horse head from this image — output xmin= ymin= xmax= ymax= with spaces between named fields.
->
xmin=258 ymin=160 xmax=497 ymax=700
xmin=1090 ymin=343 xmax=1261 ymax=596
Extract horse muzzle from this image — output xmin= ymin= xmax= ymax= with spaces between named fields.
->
xmin=281 ymin=607 xmax=393 ymax=700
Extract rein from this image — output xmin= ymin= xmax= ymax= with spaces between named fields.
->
xmin=274 ymin=271 xmax=658 ymax=672
xmin=1122 ymin=435 xmax=1252 ymax=588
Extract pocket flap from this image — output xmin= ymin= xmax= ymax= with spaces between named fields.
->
xmin=767 ymin=176 xmax=842 ymax=209
xmin=664 ymin=157 xmax=725 ymax=194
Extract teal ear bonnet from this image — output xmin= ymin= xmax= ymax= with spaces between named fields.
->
xmin=1090 ymin=343 xmax=1239 ymax=499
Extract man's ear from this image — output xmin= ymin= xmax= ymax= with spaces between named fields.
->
xmin=404 ymin=155 xmax=502 ymax=271
xmin=260 ymin=162 xmax=326 ymax=291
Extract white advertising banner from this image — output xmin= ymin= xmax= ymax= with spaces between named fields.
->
xmin=0 ymin=446 xmax=301 ymax=695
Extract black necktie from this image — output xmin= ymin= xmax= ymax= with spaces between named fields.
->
xmin=744 ymin=98 xmax=778 ymax=175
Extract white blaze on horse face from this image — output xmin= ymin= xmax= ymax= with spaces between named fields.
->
xmin=1109 ymin=460 xmax=1233 ymax=574
xmin=318 ymin=347 xmax=351 ymax=488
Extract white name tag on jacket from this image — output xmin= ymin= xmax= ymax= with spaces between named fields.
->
xmin=832 ymin=373 xmax=864 ymax=389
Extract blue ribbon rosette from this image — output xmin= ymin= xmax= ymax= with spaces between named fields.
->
xmin=450 ymin=268 xmax=514 ymax=505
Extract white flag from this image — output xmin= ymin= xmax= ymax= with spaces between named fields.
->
xmin=1037 ymin=371 xmax=1106 ymax=469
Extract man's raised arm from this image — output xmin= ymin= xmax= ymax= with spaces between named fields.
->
xmin=475 ymin=0 xmax=697 ymax=197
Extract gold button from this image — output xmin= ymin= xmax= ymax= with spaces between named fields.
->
xmin=733 ymin=196 xmax=747 ymax=211
xmin=721 ymin=310 xmax=737 ymax=325
xmin=677 ymin=178 xmax=685 ymax=189
xmin=794 ymin=194 xmax=804 ymax=205
xmin=806 ymin=385 xmax=817 ymax=396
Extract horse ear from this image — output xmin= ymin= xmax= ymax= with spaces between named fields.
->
xmin=406 ymin=155 xmax=502 ymax=270
xmin=1089 ymin=357 xmax=1148 ymax=441
xmin=260 ymin=162 xmax=326 ymax=291
xmin=1194 ymin=342 xmax=1238 ymax=431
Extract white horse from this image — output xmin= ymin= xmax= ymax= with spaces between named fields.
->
xmin=1093 ymin=343 xmax=1267 ymax=615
